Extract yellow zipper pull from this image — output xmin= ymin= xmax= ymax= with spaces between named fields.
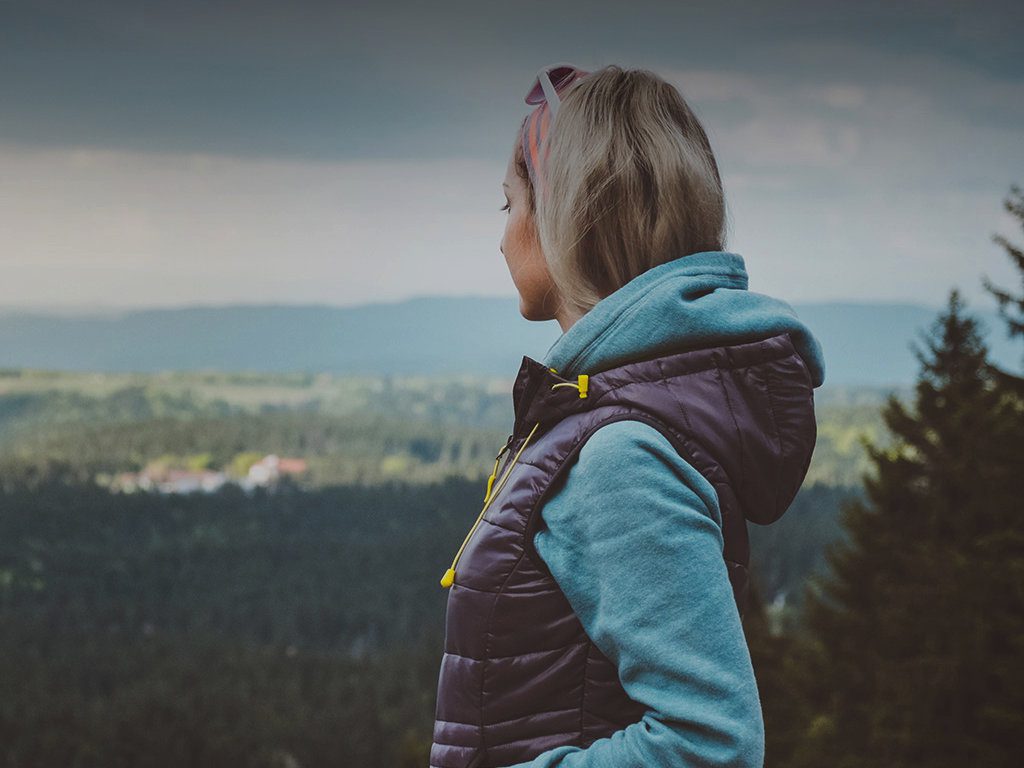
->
xmin=484 ymin=457 xmax=500 ymax=502
xmin=483 ymin=435 xmax=512 ymax=503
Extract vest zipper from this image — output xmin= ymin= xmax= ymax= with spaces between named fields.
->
xmin=438 ymin=370 xmax=588 ymax=589
xmin=439 ymin=421 xmax=541 ymax=588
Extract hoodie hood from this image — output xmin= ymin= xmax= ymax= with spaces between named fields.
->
xmin=511 ymin=249 xmax=823 ymax=526
xmin=543 ymin=250 xmax=826 ymax=387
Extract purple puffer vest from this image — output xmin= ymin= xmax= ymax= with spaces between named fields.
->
xmin=431 ymin=332 xmax=817 ymax=768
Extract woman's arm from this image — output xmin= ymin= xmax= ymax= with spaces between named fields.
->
xmin=502 ymin=419 xmax=765 ymax=768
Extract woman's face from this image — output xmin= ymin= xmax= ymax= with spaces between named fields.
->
xmin=500 ymin=146 xmax=561 ymax=322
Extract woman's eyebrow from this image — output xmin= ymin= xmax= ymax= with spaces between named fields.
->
xmin=502 ymin=182 xmax=511 ymax=189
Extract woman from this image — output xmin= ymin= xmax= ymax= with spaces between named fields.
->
xmin=431 ymin=64 xmax=825 ymax=768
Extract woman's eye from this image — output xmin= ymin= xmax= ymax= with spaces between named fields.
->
xmin=500 ymin=202 xmax=510 ymax=213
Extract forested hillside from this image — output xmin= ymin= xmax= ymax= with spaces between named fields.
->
xmin=0 ymin=368 xmax=893 ymax=489
xmin=0 ymin=367 xmax=873 ymax=766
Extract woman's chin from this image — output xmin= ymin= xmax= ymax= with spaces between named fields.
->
xmin=518 ymin=298 xmax=552 ymax=323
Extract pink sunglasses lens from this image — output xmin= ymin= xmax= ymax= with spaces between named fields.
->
xmin=548 ymin=66 xmax=578 ymax=89
xmin=525 ymin=66 xmax=583 ymax=104
xmin=525 ymin=79 xmax=545 ymax=105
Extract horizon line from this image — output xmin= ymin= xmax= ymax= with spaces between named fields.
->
xmin=0 ymin=295 xmax=974 ymax=317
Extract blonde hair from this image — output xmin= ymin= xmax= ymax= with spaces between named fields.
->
xmin=514 ymin=65 xmax=728 ymax=319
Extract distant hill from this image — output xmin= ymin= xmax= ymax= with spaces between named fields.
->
xmin=790 ymin=301 xmax=1020 ymax=387
xmin=0 ymin=297 xmax=1019 ymax=386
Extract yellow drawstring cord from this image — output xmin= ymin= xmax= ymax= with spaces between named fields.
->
xmin=439 ymin=370 xmax=589 ymax=588
xmin=440 ymin=421 xmax=541 ymax=588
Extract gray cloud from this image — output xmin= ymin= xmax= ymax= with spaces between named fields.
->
xmin=1 ymin=0 xmax=1021 ymax=160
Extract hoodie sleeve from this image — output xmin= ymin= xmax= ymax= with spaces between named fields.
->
xmin=501 ymin=418 xmax=765 ymax=768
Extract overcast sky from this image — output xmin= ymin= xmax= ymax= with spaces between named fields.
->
xmin=1 ymin=0 xmax=1022 ymax=312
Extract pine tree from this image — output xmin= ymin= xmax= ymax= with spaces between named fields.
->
xmin=983 ymin=184 xmax=1024 ymax=350
xmin=786 ymin=289 xmax=1024 ymax=768
xmin=982 ymin=183 xmax=1024 ymax=391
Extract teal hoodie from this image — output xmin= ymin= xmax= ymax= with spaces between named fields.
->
xmin=503 ymin=250 xmax=825 ymax=768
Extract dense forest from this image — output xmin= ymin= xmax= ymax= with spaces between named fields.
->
xmin=0 ymin=444 xmax=858 ymax=766
xmin=1 ymin=188 xmax=1021 ymax=766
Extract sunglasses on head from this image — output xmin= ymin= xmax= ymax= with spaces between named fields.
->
xmin=525 ymin=63 xmax=590 ymax=118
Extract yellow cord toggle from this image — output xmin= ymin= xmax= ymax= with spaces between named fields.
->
xmin=550 ymin=373 xmax=589 ymax=398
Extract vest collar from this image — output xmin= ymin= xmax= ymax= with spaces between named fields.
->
xmin=510 ymin=354 xmax=590 ymax=438
xmin=511 ymin=342 xmax=726 ymax=438
xmin=511 ymin=331 xmax=801 ymax=441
